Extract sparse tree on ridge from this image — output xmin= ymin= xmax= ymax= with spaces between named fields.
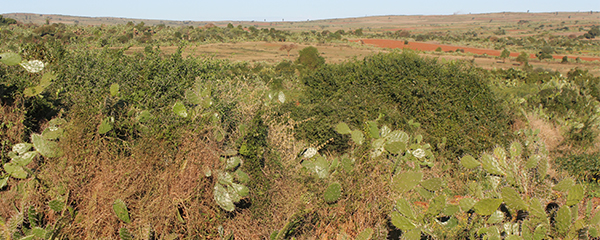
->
xmin=500 ymin=49 xmax=510 ymax=63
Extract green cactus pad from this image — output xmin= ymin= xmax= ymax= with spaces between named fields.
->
xmin=553 ymin=177 xmax=575 ymax=192
xmin=217 ymin=172 xmax=234 ymax=185
xmin=3 ymin=162 xmax=28 ymax=179
xmin=0 ymin=52 xmax=22 ymax=66
xmin=392 ymin=171 xmax=423 ymax=194
xmin=355 ymin=228 xmax=373 ymax=240
xmin=98 ymin=117 xmax=113 ymax=134
xmin=386 ymin=130 xmax=410 ymax=143
xmin=487 ymin=210 xmax=504 ymax=224
xmin=324 ymin=182 xmax=342 ymax=203
xmin=119 ymin=227 xmax=133 ymax=240
xmin=12 ymin=151 xmax=37 ymax=166
xmin=416 ymin=186 xmax=434 ymax=199
xmin=501 ymin=187 xmax=528 ymax=211
xmin=525 ymin=155 xmax=541 ymax=169
xmin=314 ymin=156 xmax=329 ymax=179
xmin=214 ymin=183 xmax=235 ymax=211
xmin=24 ymin=85 xmax=44 ymax=97
xmin=505 ymin=235 xmax=524 ymax=240
xmin=39 ymin=72 xmax=56 ymax=88
xmin=0 ymin=177 xmax=7 ymax=189
xmin=351 ymin=130 xmax=364 ymax=145
xmin=335 ymin=122 xmax=351 ymax=134
xmin=12 ymin=143 xmax=33 ymax=155
xmin=32 ymin=227 xmax=47 ymax=238
xmin=367 ymin=121 xmax=379 ymax=139
xmin=225 ymin=157 xmax=241 ymax=171
xmin=480 ymin=153 xmax=505 ymax=176
xmin=421 ymin=178 xmax=443 ymax=192
xmin=459 ymin=197 xmax=477 ymax=212
xmin=380 ymin=125 xmax=391 ymax=138
xmin=136 ymin=110 xmax=153 ymax=123
xmin=172 ymin=101 xmax=188 ymax=118
xmin=396 ymin=199 xmax=416 ymax=220
xmin=185 ymin=89 xmax=201 ymax=105
xmin=340 ymin=156 xmax=354 ymax=172
xmin=42 ymin=126 xmax=64 ymax=140
xmin=113 ymin=199 xmax=131 ymax=223
xmin=110 ymin=83 xmax=120 ymax=97
xmin=235 ymin=169 xmax=250 ymax=184
xmin=32 ymin=133 xmax=63 ymax=158
xmin=555 ymin=206 xmax=572 ymax=236
xmin=390 ymin=211 xmax=417 ymax=231
xmin=49 ymin=199 xmax=64 ymax=212
xmin=231 ymin=182 xmax=249 ymax=198
xmin=473 ymin=198 xmax=503 ymax=215
xmin=426 ymin=194 xmax=446 ymax=216
xmin=509 ymin=141 xmax=522 ymax=159
xmin=460 ymin=155 xmax=480 ymax=169
xmin=385 ymin=141 xmax=406 ymax=155
xmin=443 ymin=204 xmax=460 ymax=216
xmin=493 ymin=147 xmax=507 ymax=165
xmin=566 ymin=184 xmax=584 ymax=206
xmin=404 ymin=228 xmax=421 ymax=240
xmin=533 ymin=225 xmax=547 ymax=240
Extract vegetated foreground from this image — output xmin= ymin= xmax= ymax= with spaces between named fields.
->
xmin=2 ymin=14 xmax=600 ymax=239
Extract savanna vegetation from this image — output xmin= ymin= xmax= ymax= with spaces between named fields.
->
xmin=1 ymin=15 xmax=600 ymax=239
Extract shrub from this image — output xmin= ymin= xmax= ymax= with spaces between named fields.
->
xmin=555 ymin=153 xmax=600 ymax=181
xmin=291 ymin=51 xmax=513 ymax=158
xmin=295 ymin=46 xmax=324 ymax=71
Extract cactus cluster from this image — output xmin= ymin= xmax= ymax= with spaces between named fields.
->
xmin=0 ymin=52 xmax=54 ymax=97
xmin=335 ymin=121 xmax=434 ymax=167
xmin=2 ymin=118 xmax=66 ymax=185
xmin=212 ymin=156 xmax=250 ymax=212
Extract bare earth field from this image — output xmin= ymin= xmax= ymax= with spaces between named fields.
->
xmin=123 ymin=40 xmax=600 ymax=76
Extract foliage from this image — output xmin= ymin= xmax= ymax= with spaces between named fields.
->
xmin=1 ymin=22 xmax=599 ymax=239
xmin=295 ymin=46 xmax=324 ymax=71
xmin=555 ymin=152 xmax=600 ymax=181
xmin=516 ymin=52 xmax=529 ymax=65
xmin=293 ymin=51 xmax=513 ymax=159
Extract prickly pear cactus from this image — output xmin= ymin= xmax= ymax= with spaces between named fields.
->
xmin=324 ymin=182 xmax=342 ymax=203
xmin=212 ymin=156 xmax=250 ymax=212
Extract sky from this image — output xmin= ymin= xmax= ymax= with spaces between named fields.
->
xmin=2 ymin=0 xmax=599 ymax=22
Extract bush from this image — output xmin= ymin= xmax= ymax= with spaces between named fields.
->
xmin=555 ymin=153 xmax=600 ymax=181
xmin=291 ymin=51 xmax=514 ymax=158
xmin=295 ymin=46 xmax=325 ymax=71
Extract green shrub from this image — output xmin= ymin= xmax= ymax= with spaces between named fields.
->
xmin=295 ymin=46 xmax=324 ymax=71
xmin=290 ymin=51 xmax=513 ymax=159
xmin=555 ymin=153 xmax=600 ymax=181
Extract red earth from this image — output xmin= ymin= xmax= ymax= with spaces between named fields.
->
xmin=354 ymin=39 xmax=600 ymax=62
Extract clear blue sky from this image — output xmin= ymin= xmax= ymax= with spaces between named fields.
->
xmin=2 ymin=0 xmax=599 ymax=22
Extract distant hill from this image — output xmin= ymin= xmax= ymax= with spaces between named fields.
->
xmin=2 ymin=11 xmax=599 ymax=33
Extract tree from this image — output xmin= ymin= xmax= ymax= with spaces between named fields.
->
xmin=516 ymin=52 xmax=529 ymax=65
xmin=561 ymin=56 xmax=569 ymax=63
xmin=584 ymin=26 xmax=599 ymax=39
xmin=500 ymin=49 xmax=510 ymax=62
xmin=227 ymin=23 xmax=234 ymax=29
xmin=354 ymin=28 xmax=363 ymax=36
xmin=0 ymin=15 xmax=17 ymax=26
xmin=537 ymin=46 xmax=554 ymax=60
xmin=296 ymin=46 xmax=325 ymax=71
xmin=279 ymin=44 xmax=297 ymax=57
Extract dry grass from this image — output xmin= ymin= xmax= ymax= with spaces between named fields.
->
xmin=32 ymin=110 xmax=225 ymax=238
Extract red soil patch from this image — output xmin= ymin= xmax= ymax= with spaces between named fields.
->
xmin=354 ymin=39 xmax=600 ymax=62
